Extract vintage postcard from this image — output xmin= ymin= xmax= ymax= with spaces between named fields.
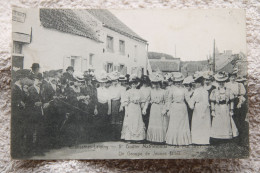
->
xmin=11 ymin=8 xmax=248 ymax=159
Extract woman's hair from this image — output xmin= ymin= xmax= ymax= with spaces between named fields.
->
xmin=195 ymin=76 xmax=204 ymax=86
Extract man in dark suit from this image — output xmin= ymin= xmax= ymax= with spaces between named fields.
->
xmin=28 ymin=63 xmax=43 ymax=80
xmin=11 ymin=73 xmax=27 ymax=158
xmin=27 ymin=76 xmax=44 ymax=156
xmin=61 ymin=66 xmax=75 ymax=85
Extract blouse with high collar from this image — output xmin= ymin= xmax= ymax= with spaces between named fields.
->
xmin=139 ymin=86 xmax=151 ymax=103
xmin=97 ymin=87 xmax=110 ymax=103
xmin=126 ymin=88 xmax=141 ymax=104
xmin=150 ymin=88 xmax=165 ymax=104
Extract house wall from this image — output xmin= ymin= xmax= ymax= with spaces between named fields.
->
xmin=12 ymin=8 xmax=148 ymax=75
xmin=13 ymin=9 xmax=102 ymax=73
xmin=98 ymin=27 xmax=148 ymax=74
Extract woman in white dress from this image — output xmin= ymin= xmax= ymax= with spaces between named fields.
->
xmin=210 ymin=72 xmax=238 ymax=144
xmin=121 ymin=75 xmax=146 ymax=141
xmin=188 ymin=75 xmax=211 ymax=145
xmin=145 ymin=73 xmax=166 ymax=143
xmin=165 ymin=73 xmax=191 ymax=145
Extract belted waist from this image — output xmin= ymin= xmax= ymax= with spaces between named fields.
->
xmin=172 ymin=101 xmax=184 ymax=104
xmin=151 ymin=102 xmax=163 ymax=104
xmin=218 ymin=100 xmax=227 ymax=104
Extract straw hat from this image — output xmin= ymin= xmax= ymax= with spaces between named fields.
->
xmin=236 ymin=76 xmax=247 ymax=82
xmin=96 ymin=70 xmax=108 ymax=83
xmin=118 ymin=74 xmax=127 ymax=81
xmin=173 ymin=72 xmax=185 ymax=82
xmin=202 ymin=71 xmax=213 ymax=80
xmin=108 ymin=71 xmax=120 ymax=81
xmin=183 ymin=76 xmax=194 ymax=84
xmin=150 ymin=73 xmax=164 ymax=82
xmin=214 ymin=71 xmax=229 ymax=82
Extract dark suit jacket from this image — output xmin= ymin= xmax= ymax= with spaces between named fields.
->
xmin=28 ymin=85 xmax=43 ymax=118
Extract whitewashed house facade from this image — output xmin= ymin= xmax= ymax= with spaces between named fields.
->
xmin=12 ymin=8 xmax=148 ymax=75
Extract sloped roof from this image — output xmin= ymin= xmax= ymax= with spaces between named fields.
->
xmin=87 ymin=9 xmax=147 ymax=43
xmin=40 ymin=9 xmax=101 ymax=42
xmin=150 ymin=61 xmax=180 ymax=72
xmin=148 ymin=52 xmax=179 ymax=60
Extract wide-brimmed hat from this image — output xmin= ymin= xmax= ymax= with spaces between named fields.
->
xmin=193 ymin=71 xmax=204 ymax=81
xmin=164 ymin=73 xmax=173 ymax=81
xmin=236 ymin=76 xmax=247 ymax=82
xmin=214 ymin=71 xmax=229 ymax=82
xmin=202 ymin=71 xmax=213 ymax=80
xmin=96 ymin=70 xmax=108 ymax=83
xmin=229 ymin=68 xmax=238 ymax=76
xmin=183 ymin=76 xmax=194 ymax=85
xmin=66 ymin=66 xmax=74 ymax=72
xmin=119 ymin=74 xmax=127 ymax=82
xmin=108 ymin=71 xmax=120 ymax=81
xmin=31 ymin=63 xmax=40 ymax=69
xmin=173 ymin=72 xmax=184 ymax=82
xmin=150 ymin=73 xmax=163 ymax=83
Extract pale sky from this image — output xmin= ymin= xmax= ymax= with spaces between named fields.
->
xmin=110 ymin=9 xmax=246 ymax=61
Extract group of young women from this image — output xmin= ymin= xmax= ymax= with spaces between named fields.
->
xmin=107 ymin=70 xmax=248 ymax=146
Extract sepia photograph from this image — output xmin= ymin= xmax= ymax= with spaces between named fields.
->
xmin=11 ymin=8 xmax=248 ymax=159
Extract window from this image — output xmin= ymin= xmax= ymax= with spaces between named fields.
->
xmin=107 ymin=63 xmax=113 ymax=73
xmin=134 ymin=45 xmax=138 ymax=57
xmin=69 ymin=56 xmax=82 ymax=71
xmin=71 ymin=58 xmax=75 ymax=68
xmin=89 ymin=53 xmax=94 ymax=66
xmin=119 ymin=40 xmax=125 ymax=54
xmin=106 ymin=36 xmax=114 ymax=52
xmin=13 ymin=41 xmax=23 ymax=54
xmin=119 ymin=64 xmax=125 ymax=72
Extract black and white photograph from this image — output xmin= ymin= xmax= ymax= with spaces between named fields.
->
xmin=11 ymin=8 xmax=248 ymax=159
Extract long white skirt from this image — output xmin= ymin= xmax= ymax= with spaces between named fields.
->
xmin=146 ymin=103 xmax=165 ymax=142
xmin=191 ymin=103 xmax=211 ymax=144
xmin=165 ymin=102 xmax=191 ymax=145
xmin=121 ymin=103 xmax=145 ymax=141
xmin=211 ymin=104 xmax=238 ymax=139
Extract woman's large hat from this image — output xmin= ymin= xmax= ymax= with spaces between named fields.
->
xmin=173 ymin=72 xmax=184 ymax=82
xmin=214 ymin=71 xmax=229 ymax=82
xmin=202 ymin=71 xmax=213 ymax=80
xmin=118 ymin=74 xmax=127 ymax=81
xmin=229 ymin=68 xmax=238 ymax=76
xmin=96 ymin=70 xmax=108 ymax=83
xmin=236 ymin=76 xmax=247 ymax=82
xmin=183 ymin=76 xmax=194 ymax=84
xmin=108 ymin=71 xmax=120 ymax=81
xmin=150 ymin=73 xmax=163 ymax=82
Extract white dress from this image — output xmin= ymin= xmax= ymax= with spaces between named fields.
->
xmin=210 ymin=87 xmax=238 ymax=139
xmin=146 ymin=88 xmax=166 ymax=142
xmin=139 ymin=86 xmax=151 ymax=109
xmin=121 ymin=89 xmax=146 ymax=141
xmin=188 ymin=87 xmax=211 ymax=144
xmin=165 ymin=86 xmax=191 ymax=145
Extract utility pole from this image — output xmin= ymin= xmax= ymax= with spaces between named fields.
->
xmin=175 ymin=45 xmax=176 ymax=58
xmin=213 ymin=39 xmax=216 ymax=73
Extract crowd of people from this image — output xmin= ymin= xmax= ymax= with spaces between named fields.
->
xmin=11 ymin=63 xmax=248 ymax=158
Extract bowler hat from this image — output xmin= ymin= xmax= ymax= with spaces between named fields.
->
xmin=66 ymin=66 xmax=74 ymax=72
xmin=31 ymin=63 xmax=40 ymax=69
